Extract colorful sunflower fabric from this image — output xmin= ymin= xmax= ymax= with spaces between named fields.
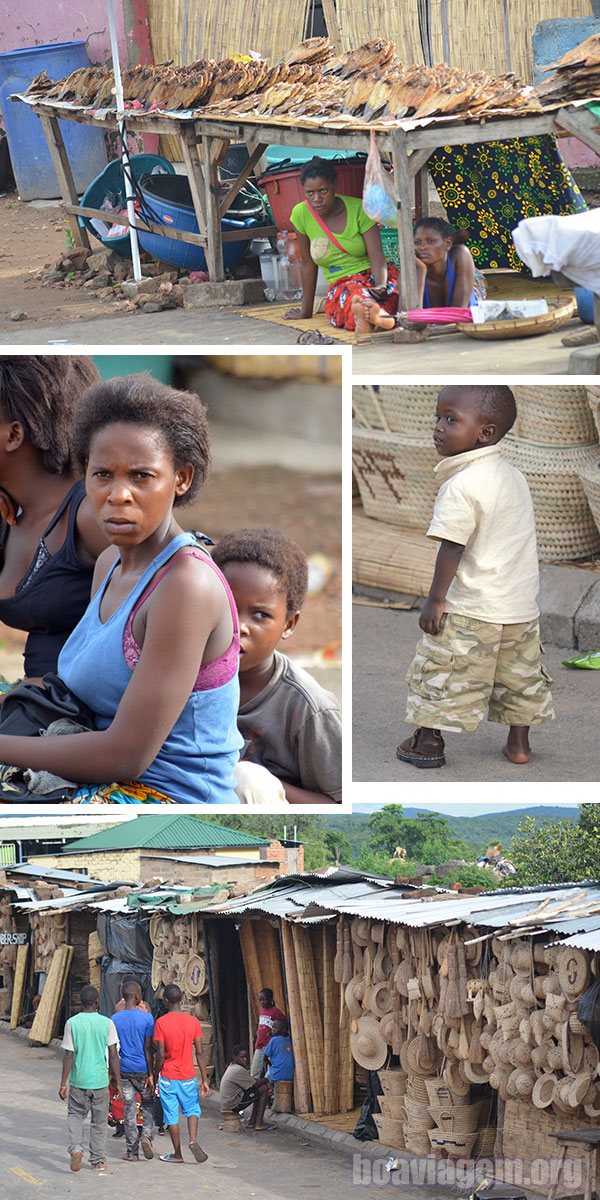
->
xmin=74 ymin=781 xmax=176 ymax=804
xmin=427 ymin=135 xmax=586 ymax=271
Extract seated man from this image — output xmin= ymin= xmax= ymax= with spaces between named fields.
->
xmin=219 ymin=1045 xmax=274 ymax=1131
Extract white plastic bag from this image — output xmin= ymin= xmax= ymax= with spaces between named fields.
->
xmin=362 ymin=130 xmax=397 ymax=227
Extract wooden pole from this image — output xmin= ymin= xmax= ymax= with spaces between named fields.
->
xmin=322 ymin=924 xmax=338 ymax=1114
xmin=321 ymin=0 xmax=343 ymax=50
xmin=38 ymin=115 xmax=90 ymax=250
xmin=292 ymin=924 xmax=325 ymax=1116
xmin=200 ymin=133 xmax=226 ymax=282
xmin=280 ymin=920 xmax=311 ymax=1114
xmin=391 ymin=130 xmax=419 ymax=311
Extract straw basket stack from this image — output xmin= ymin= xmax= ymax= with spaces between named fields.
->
xmin=501 ymin=438 xmax=600 ymax=560
xmin=352 ymin=386 xmax=439 ymax=532
xmin=149 ymin=914 xmax=210 ymax=1025
xmin=30 ymin=911 xmax=67 ymax=975
xmin=502 ymin=386 xmax=600 ymax=561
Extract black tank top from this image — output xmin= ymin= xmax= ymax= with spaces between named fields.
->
xmin=0 ymin=481 xmax=95 ymax=677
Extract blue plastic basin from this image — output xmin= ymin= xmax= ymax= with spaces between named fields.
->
xmin=79 ymin=154 xmax=175 ymax=256
xmin=0 ymin=41 xmax=107 ymax=200
xmin=137 ymin=174 xmax=266 ymax=272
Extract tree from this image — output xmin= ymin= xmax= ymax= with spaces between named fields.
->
xmin=367 ymin=805 xmax=406 ymax=855
xmin=323 ymin=828 xmax=352 ymax=866
xmin=507 ymin=815 xmax=600 ymax=886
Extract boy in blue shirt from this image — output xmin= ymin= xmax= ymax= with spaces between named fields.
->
xmin=263 ymin=1019 xmax=295 ymax=1083
xmin=112 ymin=980 xmax=155 ymax=1161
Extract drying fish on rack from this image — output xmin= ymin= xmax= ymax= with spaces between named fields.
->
xmin=537 ymin=33 xmax=600 ymax=103
xmin=24 ymin=41 xmax=542 ymax=124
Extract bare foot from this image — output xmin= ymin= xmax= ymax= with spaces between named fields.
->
xmin=503 ymin=725 xmax=531 ymax=764
xmin=351 ymin=295 xmax=395 ymax=333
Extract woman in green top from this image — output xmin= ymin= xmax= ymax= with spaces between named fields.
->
xmin=285 ymin=157 xmax=400 ymax=333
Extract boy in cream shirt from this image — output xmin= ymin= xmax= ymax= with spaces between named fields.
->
xmin=397 ymin=385 xmax=554 ymax=770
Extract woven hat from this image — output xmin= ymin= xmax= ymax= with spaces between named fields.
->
xmin=532 ymin=1074 xmax=558 ymax=1109
xmin=371 ymin=921 xmax=385 ymax=945
xmin=461 ymin=1060 xmax=489 ymax=1085
xmin=569 ymin=1073 xmax=593 ymax=1108
xmin=394 ymin=960 xmax=412 ymax=997
xmin=558 ymin=947 xmax=591 ymax=998
xmin=370 ymin=981 xmax=393 ymax=1019
xmin=351 ymin=917 xmax=370 ymax=947
xmin=373 ymin=947 xmax=392 ymax=982
xmin=506 ymin=1068 xmax=534 ymax=1098
xmin=405 ymin=1035 xmax=438 ymax=1076
xmin=350 ymin=1015 xmax=388 ymax=1071
xmin=345 ymin=977 xmax=366 ymax=1020
xmin=444 ymin=1063 xmax=470 ymax=1097
xmin=380 ymin=1012 xmax=396 ymax=1046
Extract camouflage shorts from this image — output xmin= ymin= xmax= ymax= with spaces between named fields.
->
xmin=405 ymin=613 xmax=555 ymax=733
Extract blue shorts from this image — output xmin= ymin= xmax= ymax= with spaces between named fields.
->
xmin=158 ymin=1076 xmax=201 ymax=1125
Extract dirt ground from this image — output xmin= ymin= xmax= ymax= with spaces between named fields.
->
xmin=0 ymin=192 xmax=118 ymax=328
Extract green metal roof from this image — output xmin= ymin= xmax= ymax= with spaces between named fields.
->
xmin=61 ymin=815 xmax=270 ymax=854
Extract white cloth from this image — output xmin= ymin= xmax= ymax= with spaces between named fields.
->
xmin=428 ymin=444 xmax=539 ymax=624
xmin=234 ymin=761 xmax=289 ymax=808
xmin=512 ymin=207 xmax=600 ymax=293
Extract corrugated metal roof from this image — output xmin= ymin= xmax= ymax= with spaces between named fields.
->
xmin=547 ymin=928 xmax=600 ymax=952
xmin=6 ymin=864 xmax=102 ymax=885
xmin=61 ymin=816 xmax=269 ymax=853
xmin=139 ymin=854 xmax=259 ymax=868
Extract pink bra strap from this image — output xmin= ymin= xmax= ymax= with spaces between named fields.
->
xmin=129 ymin=550 xmax=239 ymax=634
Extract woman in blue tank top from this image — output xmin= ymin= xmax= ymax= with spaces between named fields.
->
xmin=0 ymin=374 xmax=242 ymax=805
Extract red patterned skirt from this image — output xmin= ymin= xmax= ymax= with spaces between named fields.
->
xmin=325 ymin=265 xmax=400 ymax=331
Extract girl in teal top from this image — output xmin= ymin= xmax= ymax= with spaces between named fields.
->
xmin=285 ymin=157 xmax=400 ymax=334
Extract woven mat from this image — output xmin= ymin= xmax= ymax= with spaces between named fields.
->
xmin=241 ymin=275 xmax=573 ymax=343
xmin=353 ymin=510 xmax=436 ymax=597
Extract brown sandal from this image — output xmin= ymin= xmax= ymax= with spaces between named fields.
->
xmin=396 ymin=729 xmax=446 ymax=769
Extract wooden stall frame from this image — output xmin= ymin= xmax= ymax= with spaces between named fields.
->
xmin=18 ymin=99 xmax=600 ymax=307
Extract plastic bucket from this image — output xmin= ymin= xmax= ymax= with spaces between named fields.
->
xmin=79 ymin=154 xmax=175 ymax=256
xmin=0 ymin=41 xmax=107 ymax=200
xmin=137 ymin=174 xmax=267 ymax=272
xmin=258 ymin=155 xmax=367 ymax=231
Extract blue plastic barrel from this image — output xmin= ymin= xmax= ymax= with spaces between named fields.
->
xmin=0 ymin=41 xmax=107 ymax=201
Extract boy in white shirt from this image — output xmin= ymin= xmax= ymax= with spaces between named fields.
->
xmin=397 ymin=385 xmax=554 ymax=770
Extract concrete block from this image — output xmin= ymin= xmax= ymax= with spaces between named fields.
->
xmin=184 ymin=278 xmax=264 ymax=309
xmin=567 ymin=345 xmax=600 ymax=374
xmin=539 ymin=564 xmax=597 ymax=648
xmin=330 ymin=1130 xmax=349 ymax=1144
xmin=574 ymin=579 xmax=600 ymax=649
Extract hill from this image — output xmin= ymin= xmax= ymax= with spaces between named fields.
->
xmin=324 ymin=807 xmax=579 ymax=857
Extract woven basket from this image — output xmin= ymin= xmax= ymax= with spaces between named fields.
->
xmin=456 ymin=297 xmax=575 ymax=340
xmin=379 ymin=1068 xmax=409 ymax=1098
xmin=578 ymin=461 xmax=600 ymax=537
xmin=379 ymin=1094 xmax=406 ymax=1119
xmin=374 ymin=1114 xmax=406 ymax=1147
xmin=586 ymin=387 xmax=600 ymax=440
xmin=380 ymin=226 xmax=401 ymax=267
xmin=425 ymin=1080 xmax=465 ymax=1108
xmin=352 ymin=425 xmax=439 ymax=531
xmin=429 ymin=1129 xmax=478 ymax=1158
xmin=430 ymin=1102 xmax=482 ymax=1134
xmin=353 ymin=384 xmax=439 ymax=437
xmin=514 ymin=386 xmax=597 ymax=447
xmin=474 ymin=1125 xmax=497 ymax=1156
xmin=501 ymin=437 xmax=600 ymax=561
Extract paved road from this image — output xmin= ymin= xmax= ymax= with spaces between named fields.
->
xmin=353 ymin=603 xmax=600 ymax=783
xmin=0 ymin=1027 xmax=449 ymax=1200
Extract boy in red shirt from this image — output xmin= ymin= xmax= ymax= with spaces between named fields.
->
xmin=153 ymin=983 xmax=210 ymax=1165
xmin=252 ymin=987 xmax=286 ymax=1078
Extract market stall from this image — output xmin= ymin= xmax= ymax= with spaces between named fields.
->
xmin=206 ymin=874 xmax=600 ymax=1188
xmin=12 ymin=35 xmax=600 ymax=310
